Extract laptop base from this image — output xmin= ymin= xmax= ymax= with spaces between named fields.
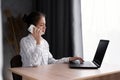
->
xmin=69 ymin=61 xmax=98 ymax=69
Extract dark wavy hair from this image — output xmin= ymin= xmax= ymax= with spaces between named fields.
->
xmin=23 ymin=12 xmax=45 ymax=26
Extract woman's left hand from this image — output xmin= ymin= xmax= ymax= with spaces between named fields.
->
xmin=69 ymin=57 xmax=84 ymax=63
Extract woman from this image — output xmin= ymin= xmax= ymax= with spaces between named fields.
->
xmin=20 ymin=12 xmax=84 ymax=67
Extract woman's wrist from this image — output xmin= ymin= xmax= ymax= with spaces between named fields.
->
xmin=69 ymin=57 xmax=72 ymax=61
xmin=36 ymin=37 xmax=42 ymax=45
xmin=36 ymin=40 xmax=40 ymax=45
xmin=36 ymin=42 xmax=40 ymax=45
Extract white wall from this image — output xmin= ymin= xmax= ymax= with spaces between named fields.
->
xmin=0 ymin=0 xmax=3 ymax=80
xmin=73 ymin=0 xmax=83 ymax=58
xmin=81 ymin=0 xmax=120 ymax=65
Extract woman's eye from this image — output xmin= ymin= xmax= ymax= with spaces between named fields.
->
xmin=40 ymin=24 xmax=44 ymax=26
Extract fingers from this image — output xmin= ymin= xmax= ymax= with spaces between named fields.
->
xmin=78 ymin=57 xmax=84 ymax=62
xmin=33 ymin=28 xmax=42 ymax=36
xmin=36 ymin=29 xmax=40 ymax=35
xmin=79 ymin=58 xmax=84 ymax=63
xmin=69 ymin=57 xmax=84 ymax=63
xmin=32 ymin=27 xmax=43 ymax=45
xmin=33 ymin=27 xmax=36 ymax=34
xmin=74 ymin=57 xmax=84 ymax=63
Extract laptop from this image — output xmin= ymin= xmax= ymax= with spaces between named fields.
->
xmin=69 ymin=40 xmax=109 ymax=69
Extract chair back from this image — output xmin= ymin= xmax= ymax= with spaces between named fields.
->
xmin=10 ymin=55 xmax=22 ymax=80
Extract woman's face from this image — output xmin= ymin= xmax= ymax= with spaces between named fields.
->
xmin=36 ymin=16 xmax=46 ymax=34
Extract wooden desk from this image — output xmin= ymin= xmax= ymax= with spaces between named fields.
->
xmin=9 ymin=63 xmax=120 ymax=80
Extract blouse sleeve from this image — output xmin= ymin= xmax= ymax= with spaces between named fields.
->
xmin=45 ymin=41 xmax=70 ymax=64
xmin=48 ymin=52 xmax=70 ymax=64
xmin=20 ymin=38 xmax=44 ymax=66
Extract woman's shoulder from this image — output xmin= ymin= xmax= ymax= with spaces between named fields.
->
xmin=42 ymin=38 xmax=49 ymax=46
xmin=20 ymin=34 xmax=32 ymax=43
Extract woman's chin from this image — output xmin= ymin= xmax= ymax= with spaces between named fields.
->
xmin=41 ymin=32 xmax=45 ymax=35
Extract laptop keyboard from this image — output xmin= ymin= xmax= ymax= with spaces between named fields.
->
xmin=70 ymin=61 xmax=97 ymax=67
xmin=80 ymin=61 xmax=97 ymax=67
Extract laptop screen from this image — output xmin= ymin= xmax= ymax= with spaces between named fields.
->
xmin=93 ymin=40 xmax=109 ymax=67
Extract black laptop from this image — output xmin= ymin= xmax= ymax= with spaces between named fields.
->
xmin=69 ymin=40 xmax=109 ymax=69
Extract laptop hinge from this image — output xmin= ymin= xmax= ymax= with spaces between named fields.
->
xmin=93 ymin=61 xmax=100 ymax=67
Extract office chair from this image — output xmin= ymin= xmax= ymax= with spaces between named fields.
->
xmin=10 ymin=55 xmax=22 ymax=80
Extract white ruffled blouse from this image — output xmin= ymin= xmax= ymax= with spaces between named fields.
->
xmin=20 ymin=34 xmax=69 ymax=67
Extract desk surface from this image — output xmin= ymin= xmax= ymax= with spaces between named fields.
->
xmin=9 ymin=63 xmax=120 ymax=80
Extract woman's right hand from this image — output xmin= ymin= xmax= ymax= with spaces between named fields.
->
xmin=69 ymin=57 xmax=84 ymax=63
xmin=32 ymin=27 xmax=42 ymax=45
